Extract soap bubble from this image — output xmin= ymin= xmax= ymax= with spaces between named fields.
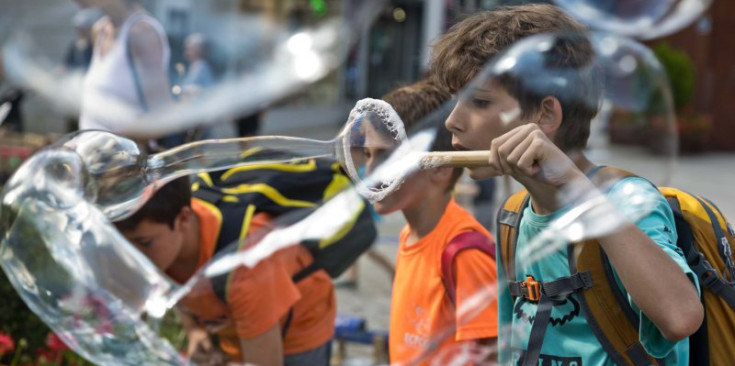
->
xmin=0 ymin=143 xmax=374 ymax=364
xmin=1 ymin=1 xmax=385 ymax=138
xmin=445 ymin=31 xmax=678 ymax=342
xmin=553 ymin=0 xmax=713 ymax=39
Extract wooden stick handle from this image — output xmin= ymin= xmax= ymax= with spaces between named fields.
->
xmin=420 ymin=151 xmax=490 ymax=168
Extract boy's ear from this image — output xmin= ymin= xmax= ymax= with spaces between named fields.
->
xmin=175 ymin=206 xmax=194 ymax=232
xmin=536 ymin=96 xmax=563 ymax=136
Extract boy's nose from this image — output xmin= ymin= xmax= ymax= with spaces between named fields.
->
xmin=445 ymin=103 xmax=465 ymax=134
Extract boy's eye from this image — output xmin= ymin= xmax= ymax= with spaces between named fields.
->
xmin=136 ymin=240 xmax=153 ymax=248
xmin=471 ymin=98 xmax=491 ymax=108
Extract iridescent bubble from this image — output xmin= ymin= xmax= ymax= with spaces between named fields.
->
xmin=343 ymin=98 xmax=493 ymax=203
xmin=0 ymin=141 xmax=374 ymax=365
xmin=553 ymin=0 xmax=713 ymax=39
xmin=25 ymin=104 xmax=478 ymax=221
xmin=449 ymin=29 xmax=678 ymax=278
xmin=1 ymin=1 xmax=385 ymax=139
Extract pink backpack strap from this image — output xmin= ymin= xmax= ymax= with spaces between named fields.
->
xmin=441 ymin=231 xmax=496 ymax=305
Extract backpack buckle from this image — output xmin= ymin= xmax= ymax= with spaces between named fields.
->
xmin=521 ymin=275 xmax=541 ymax=302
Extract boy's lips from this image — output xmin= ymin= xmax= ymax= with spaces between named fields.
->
xmin=452 ymin=142 xmax=469 ymax=151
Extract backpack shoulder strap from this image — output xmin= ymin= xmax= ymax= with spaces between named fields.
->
xmin=572 ymin=239 xmax=661 ymax=365
xmin=193 ymin=174 xmax=258 ymax=304
xmin=440 ymin=231 xmax=496 ymax=305
xmin=496 ymin=189 xmax=530 ymax=288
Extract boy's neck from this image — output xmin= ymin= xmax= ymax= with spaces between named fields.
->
xmin=402 ymin=191 xmax=453 ymax=246
xmin=167 ymin=212 xmax=202 ymax=283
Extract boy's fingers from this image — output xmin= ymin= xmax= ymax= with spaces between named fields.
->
xmin=516 ymin=139 xmax=544 ymax=177
xmin=490 ymin=125 xmax=523 ymax=173
xmin=506 ymin=134 xmax=534 ymax=168
xmin=498 ymin=127 xmax=530 ymax=173
xmin=488 ymin=137 xmax=505 ymax=175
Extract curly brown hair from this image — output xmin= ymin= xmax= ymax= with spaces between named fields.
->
xmin=429 ymin=4 xmax=599 ymax=151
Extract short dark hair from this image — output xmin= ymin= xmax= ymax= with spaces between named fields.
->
xmin=114 ymin=176 xmax=192 ymax=232
xmin=430 ymin=4 xmax=599 ymax=151
xmin=381 ymin=80 xmax=462 ymax=189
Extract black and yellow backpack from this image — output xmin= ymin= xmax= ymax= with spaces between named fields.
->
xmin=190 ymin=150 xmax=377 ymax=303
xmin=498 ymin=166 xmax=735 ymax=366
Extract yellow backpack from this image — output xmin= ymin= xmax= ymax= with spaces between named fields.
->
xmin=498 ymin=167 xmax=735 ymax=365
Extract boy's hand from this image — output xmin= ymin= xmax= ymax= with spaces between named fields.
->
xmin=186 ymin=327 xmax=213 ymax=357
xmin=186 ymin=327 xmax=225 ymax=366
xmin=489 ymin=124 xmax=587 ymax=212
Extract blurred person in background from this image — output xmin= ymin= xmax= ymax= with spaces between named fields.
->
xmin=61 ymin=7 xmax=103 ymax=132
xmin=178 ymin=32 xmax=222 ymax=141
xmin=181 ymin=33 xmax=215 ymax=94
xmin=64 ymin=8 xmax=103 ymax=73
xmin=77 ymin=0 xmax=172 ymax=146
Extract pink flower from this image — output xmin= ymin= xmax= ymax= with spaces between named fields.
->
xmin=46 ymin=333 xmax=69 ymax=352
xmin=0 ymin=332 xmax=15 ymax=355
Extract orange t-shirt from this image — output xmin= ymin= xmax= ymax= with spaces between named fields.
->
xmin=174 ymin=198 xmax=336 ymax=361
xmin=389 ymin=199 xmax=498 ymax=365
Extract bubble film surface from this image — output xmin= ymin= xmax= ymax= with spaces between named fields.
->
xmin=553 ymin=0 xmax=713 ymax=39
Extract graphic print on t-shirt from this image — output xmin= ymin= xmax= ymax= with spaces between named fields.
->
xmin=513 ymin=294 xmax=581 ymax=327
xmin=511 ymin=349 xmax=583 ymax=366
xmin=404 ymin=305 xmax=431 ymax=350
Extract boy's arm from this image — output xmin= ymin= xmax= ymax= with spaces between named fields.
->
xmin=596 ymin=213 xmax=702 ymax=342
xmin=239 ymin=324 xmax=284 ymax=366
xmin=491 ymin=123 xmax=703 ymax=342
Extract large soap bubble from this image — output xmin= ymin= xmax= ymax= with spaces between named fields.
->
xmin=1 ymin=1 xmax=385 ymax=138
xmin=452 ymin=30 xmax=677 ymax=260
xmin=27 ymin=107 xmax=487 ymax=221
xmin=0 ymin=108 xmax=477 ymax=364
xmin=343 ymin=98 xmax=493 ymax=202
xmin=0 ymin=140 xmax=375 ymax=365
xmin=553 ymin=0 xmax=713 ymax=39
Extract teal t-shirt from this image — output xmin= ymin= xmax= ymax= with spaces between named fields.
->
xmin=497 ymin=177 xmax=700 ymax=366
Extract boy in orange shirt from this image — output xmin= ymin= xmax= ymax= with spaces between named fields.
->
xmin=362 ymin=80 xmax=498 ymax=364
xmin=114 ymin=168 xmax=342 ymax=366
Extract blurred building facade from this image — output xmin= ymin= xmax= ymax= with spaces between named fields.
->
xmin=660 ymin=1 xmax=735 ymax=150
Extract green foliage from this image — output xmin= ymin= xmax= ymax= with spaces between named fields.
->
xmin=653 ymin=42 xmax=695 ymax=110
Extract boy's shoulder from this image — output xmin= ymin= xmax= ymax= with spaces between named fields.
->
xmin=439 ymin=199 xmax=493 ymax=241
